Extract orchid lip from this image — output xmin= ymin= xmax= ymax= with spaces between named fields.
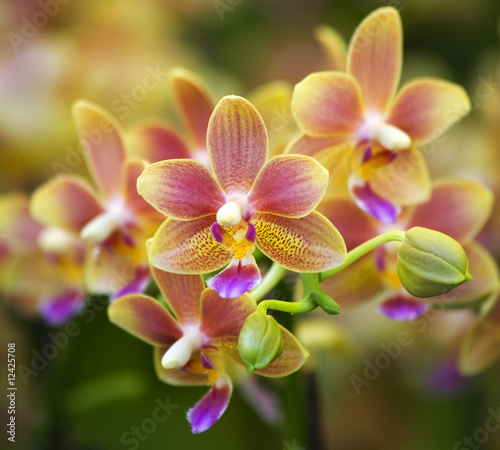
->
xmin=161 ymin=324 xmax=206 ymax=369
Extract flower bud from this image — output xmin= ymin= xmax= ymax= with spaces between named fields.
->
xmin=238 ymin=312 xmax=284 ymax=372
xmin=396 ymin=227 xmax=473 ymax=298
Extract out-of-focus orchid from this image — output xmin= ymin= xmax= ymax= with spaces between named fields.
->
xmin=138 ymin=95 xmax=346 ymax=298
xmin=30 ymin=101 xmax=164 ymax=297
xmin=317 ymin=179 xmax=497 ymax=321
xmin=0 ymin=193 xmax=86 ymax=324
xmin=108 ymin=267 xmax=308 ymax=433
xmin=290 ymin=7 xmax=471 ymax=223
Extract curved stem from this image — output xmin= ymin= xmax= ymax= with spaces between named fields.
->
xmin=257 ymin=298 xmax=316 ymax=316
xmin=250 ymin=262 xmax=287 ymax=302
xmin=320 ymin=230 xmax=405 ymax=282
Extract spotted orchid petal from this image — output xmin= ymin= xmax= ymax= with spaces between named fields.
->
xmin=187 ymin=374 xmax=233 ymax=433
xmin=201 ymin=288 xmax=256 ymax=338
xmin=252 ymin=211 xmax=346 ymax=272
xmin=378 ymin=295 xmax=430 ymax=321
xmin=460 ymin=292 xmax=500 ymax=375
xmin=314 ymin=24 xmax=347 ymax=71
xmin=206 ymin=256 xmax=261 ymax=299
xmin=349 ymin=177 xmax=400 ymax=224
xmin=72 ymin=101 xmax=126 ymax=199
xmin=39 ymin=290 xmax=85 ymax=325
xmin=368 ymin=146 xmax=431 ymax=206
xmin=149 ymin=216 xmax=231 ymax=274
xmin=407 ymin=179 xmax=494 ymax=243
xmin=292 ymin=72 xmax=364 ymax=136
xmin=317 ymin=195 xmax=377 ymax=250
xmin=248 ymin=155 xmax=328 ymax=218
xmin=208 ymin=96 xmax=268 ymax=194
xmin=137 ymin=159 xmax=226 ymax=220
xmin=347 ymin=7 xmax=402 ymax=113
xmin=127 ymin=122 xmax=191 ymax=163
xmin=151 ymin=268 xmax=205 ymax=324
xmin=388 ymin=79 xmax=471 ymax=143
xmin=171 ymin=67 xmax=215 ymax=151
xmin=30 ymin=176 xmax=103 ymax=234
xmin=108 ymin=294 xmax=182 ymax=346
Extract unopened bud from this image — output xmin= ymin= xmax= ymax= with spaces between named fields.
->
xmin=396 ymin=227 xmax=473 ymax=298
xmin=238 ymin=312 xmax=284 ymax=372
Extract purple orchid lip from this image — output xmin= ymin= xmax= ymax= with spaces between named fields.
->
xmin=207 ymin=258 xmax=261 ymax=299
xmin=210 ymin=222 xmax=225 ymax=244
xmin=111 ymin=265 xmax=151 ymax=301
xmin=378 ymin=296 xmax=430 ymax=321
xmin=40 ymin=290 xmax=85 ymax=325
xmin=351 ymin=180 xmax=400 ymax=224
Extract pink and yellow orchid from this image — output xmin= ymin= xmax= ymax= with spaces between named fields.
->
xmin=290 ymin=7 xmax=471 ymax=223
xmin=138 ymin=95 xmax=346 ymax=298
xmin=30 ymin=101 xmax=165 ymax=297
xmin=317 ymin=179 xmax=497 ymax=321
xmin=108 ymin=267 xmax=308 ymax=433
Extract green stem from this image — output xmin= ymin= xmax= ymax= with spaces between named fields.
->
xmin=320 ymin=230 xmax=406 ymax=282
xmin=250 ymin=262 xmax=287 ymax=302
xmin=257 ymin=298 xmax=316 ymax=315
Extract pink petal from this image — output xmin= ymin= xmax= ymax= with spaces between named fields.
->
xmin=151 ymin=267 xmax=205 ymax=324
xmin=347 ymin=7 xmax=402 ymax=113
xmin=72 ymin=101 xmax=126 ymax=199
xmin=206 ymin=256 xmax=261 ymax=299
xmin=108 ymin=294 xmax=182 ymax=346
xmin=40 ymin=289 xmax=86 ymax=325
xmin=207 ymin=96 xmax=268 ymax=194
xmin=154 ymin=347 xmax=209 ymax=386
xmin=407 ymin=179 xmax=494 ymax=243
xmin=121 ymin=158 xmax=161 ymax=215
xmin=137 ymin=159 xmax=226 ymax=220
xmin=30 ymin=176 xmax=103 ymax=233
xmin=149 ymin=217 xmax=231 ymax=273
xmin=187 ymin=375 xmax=232 ymax=433
xmin=200 ymin=288 xmax=256 ymax=338
xmin=292 ymin=72 xmax=364 ymax=136
xmin=314 ymin=24 xmax=347 ymax=71
xmin=378 ymin=295 xmax=430 ymax=321
xmin=110 ymin=265 xmax=151 ymax=300
xmin=252 ymin=211 xmax=346 ymax=272
xmin=388 ymin=78 xmax=471 ymax=143
xmin=248 ymin=155 xmax=328 ymax=218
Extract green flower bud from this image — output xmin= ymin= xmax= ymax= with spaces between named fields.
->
xmin=238 ymin=312 xmax=284 ymax=372
xmin=396 ymin=227 xmax=473 ymax=298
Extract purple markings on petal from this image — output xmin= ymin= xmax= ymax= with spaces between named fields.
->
xmin=361 ymin=145 xmax=372 ymax=163
xmin=111 ymin=265 xmax=151 ymax=301
xmin=210 ymin=222 xmax=224 ymax=244
xmin=187 ymin=378 xmax=232 ymax=433
xmin=206 ymin=258 xmax=261 ymax=299
xmin=425 ymin=360 xmax=470 ymax=397
xmin=351 ymin=180 xmax=400 ymax=224
xmin=40 ymin=290 xmax=85 ymax=325
xmin=201 ymin=353 xmax=214 ymax=370
xmin=245 ymin=223 xmax=256 ymax=243
xmin=378 ymin=296 xmax=430 ymax=321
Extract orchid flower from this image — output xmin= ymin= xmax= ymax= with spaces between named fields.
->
xmin=108 ymin=267 xmax=308 ymax=433
xmin=0 ymin=192 xmax=86 ymax=323
xmin=138 ymin=95 xmax=346 ymax=298
xmin=317 ymin=179 xmax=497 ymax=321
xmin=30 ymin=101 xmax=164 ymax=297
xmin=290 ymin=7 xmax=471 ymax=223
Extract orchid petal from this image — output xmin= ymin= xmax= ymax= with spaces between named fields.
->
xmin=111 ymin=265 xmax=151 ymax=300
xmin=108 ymin=294 xmax=182 ymax=346
xmin=369 ymin=146 xmax=431 ymax=206
xmin=171 ymin=67 xmax=214 ymax=150
xmin=347 ymin=7 xmax=402 ymax=113
xmin=208 ymin=96 xmax=268 ymax=193
xmin=149 ymin=217 xmax=231 ymax=273
xmin=30 ymin=176 xmax=103 ymax=233
xmin=407 ymin=179 xmax=494 ymax=243
xmin=127 ymin=122 xmax=191 ymax=163
xmin=122 ymin=158 xmax=160 ymax=215
xmin=292 ymin=72 xmax=364 ymax=136
xmin=137 ymin=159 xmax=225 ymax=220
xmin=151 ymin=267 xmax=204 ymax=324
xmin=252 ymin=211 xmax=346 ymax=272
xmin=200 ymin=288 xmax=256 ymax=338
xmin=378 ymin=295 xmax=430 ymax=321
xmin=388 ymin=78 xmax=471 ymax=143
xmin=188 ymin=374 xmax=233 ymax=433
xmin=314 ymin=24 xmax=347 ymax=71
xmin=317 ymin=195 xmax=377 ymax=250
xmin=206 ymin=256 xmax=261 ymax=299
xmin=72 ymin=101 xmax=126 ymax=199
xmin=248 ymin=155 xmax=328 ymax=218
xmin=154 ymin=347 xmax=208 ymax=386
xmin=40 ymin=290 xmax=85 ymax=325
